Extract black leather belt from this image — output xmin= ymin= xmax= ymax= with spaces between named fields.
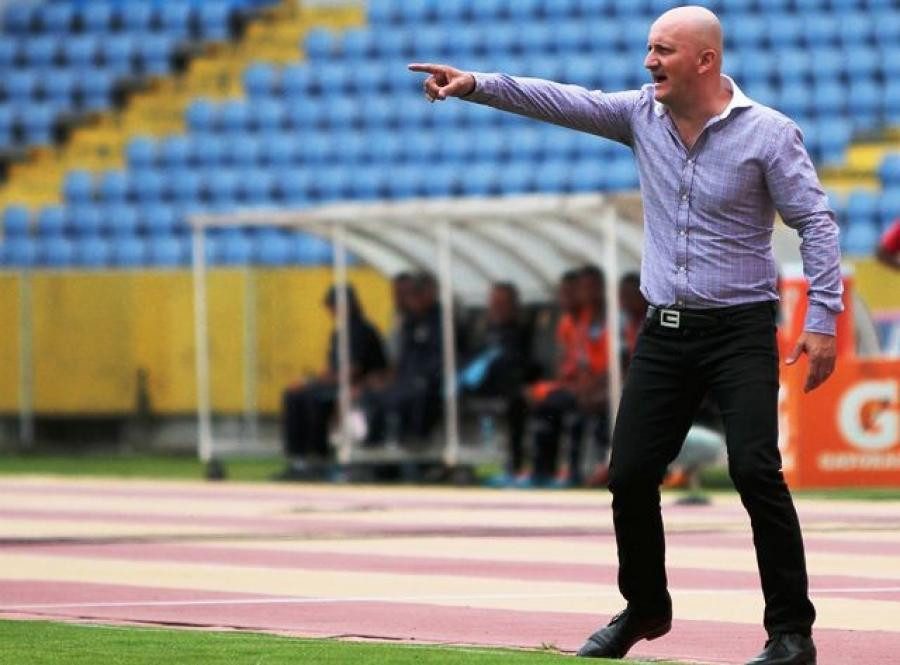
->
xmin=646 ymin=305 xmax=723 ymax=330
xmin=646 ymin=302 xmax=775 ymax=330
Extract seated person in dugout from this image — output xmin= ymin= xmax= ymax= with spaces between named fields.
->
xmin=525 ymin=265 xmax=612 ymax=487
xmin=457 ymin=282 xmax=533 ymax=481
xmin=361 ymin=271 xmax=444 ymax=446
xmin=275 ymin=284 xmax=388 ymax=480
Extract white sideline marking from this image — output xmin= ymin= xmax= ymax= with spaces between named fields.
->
xmin=2 ymin=586 xmax=899 ymax=612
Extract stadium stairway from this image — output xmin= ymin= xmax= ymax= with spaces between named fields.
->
xmin=0 ymin=0 xmax=363 ymax=213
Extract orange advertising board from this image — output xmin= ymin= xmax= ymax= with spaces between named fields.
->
xmin=780 ymin=358 xmax=900 ymax=488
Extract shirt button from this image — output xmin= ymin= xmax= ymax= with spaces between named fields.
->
xmin=679 ymin=230 xmax=686 ymax=236
xmin=678 ymin=265 xmax=685 ymax=272
xmin=687 ymin=159 xmax=693 ymax=165
xmin=681 ymin=194 xmax=688 ymax=201
xmin=677 ymin=300 xmax=684 ymax=306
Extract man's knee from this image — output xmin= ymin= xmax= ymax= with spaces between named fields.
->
xmin=727 ymin=455 xmax=784 ymax=493
xmin=608 ymin=458 xmax=665 ymax=495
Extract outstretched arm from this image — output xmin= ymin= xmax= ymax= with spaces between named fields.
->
xmin=409 ymin=62 xmax=639 ymax=144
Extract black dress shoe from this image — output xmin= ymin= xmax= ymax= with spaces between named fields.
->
xmin=745 ymin=633 xmax=817 ymax=665
xmin=577 ymin=608 xmax=672 ymax=659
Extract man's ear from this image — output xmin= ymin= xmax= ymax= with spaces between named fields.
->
xmin=697 ymin=48 xmax=717 ymax=74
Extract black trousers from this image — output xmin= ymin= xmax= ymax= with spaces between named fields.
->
xmin=282 ymin=382 xmax=336 ymax=460
xmin=608 ymin=302 xmax=815 ymax=636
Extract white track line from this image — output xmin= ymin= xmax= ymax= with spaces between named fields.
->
xmin=2 ymin=586 xmax=900 ymax=612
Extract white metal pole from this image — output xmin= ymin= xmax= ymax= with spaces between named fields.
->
xmin=242 ymin=267 xmax=258 ymax=448
xmin=332 ymin=225 xmax=353 ymax=466
xmin=437 ymin=220 xmax=460 ymax=468
xmin=604 ymin=211 xmax=622 ymax=436
xmin=17 ymin=269 xmax=33 ymax=448
xmin=192 ymin=225 xmax=214 ymax=464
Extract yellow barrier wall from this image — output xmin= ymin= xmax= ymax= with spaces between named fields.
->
xmin=848 ymin=258 xmax=900 ymax=312
xmin=0 ymin=274 xmax=20 ymax=411
xmin=0 ymin=268 xmax=391 ymax=415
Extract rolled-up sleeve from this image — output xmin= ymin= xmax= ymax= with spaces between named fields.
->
xmin=764 ymin=121 xmax=844 ymax=335
xmin=464 ymin=73 xmax=639 ymax=145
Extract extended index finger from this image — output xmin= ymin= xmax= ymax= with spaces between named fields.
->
xmin=408 ymin=63 xmax=444 ymax=74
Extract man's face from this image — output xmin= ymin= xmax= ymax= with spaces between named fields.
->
xmin=393 ymin=279 xmax=414 ymax=315
xmin=644 ymin=20 xmax=698 ymax=106
xmin=579 ymin=274 xmax=605 ymax=310
xmin=488 ymin=287 xmax=515 ymax=325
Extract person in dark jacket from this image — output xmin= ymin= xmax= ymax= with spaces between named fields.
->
xmin=276 ymin=284 xmax=387 ymax=480
xmin=362 ymin=272 xmax=444 ymax=445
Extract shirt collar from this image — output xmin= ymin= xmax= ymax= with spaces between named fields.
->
xmin=652 ymin=75 xmax=753 ymax=119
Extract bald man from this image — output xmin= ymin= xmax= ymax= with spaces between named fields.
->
xmin=410 ymin=6 xmax=839 ymax=665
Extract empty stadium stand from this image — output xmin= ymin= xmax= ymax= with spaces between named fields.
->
xmin=1 ymin=0 xmax=899 ymax=267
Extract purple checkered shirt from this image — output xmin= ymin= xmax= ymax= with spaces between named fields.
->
xmin=465 ymin=74 xmax=843 ymax=334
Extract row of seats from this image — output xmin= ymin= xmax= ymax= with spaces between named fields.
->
xmin=4 ymin=0 xmax=256 ymax=41
xmin=61 ymin=159 xmax=643 ymax=208
xmin=308 ymin=14 xmax=900 ymax=61
xmin=185 ymin=89 xmax=900 ymax=135
xmin=245 ymin=52 xmax=897 ymax=100
xmin=365 ymin=0 xmax=895 ymax=24
xmin=0 ymin=231 xmax=335 ymax=268
xmin=0 ymin=34 xmax=177 ymax=74
xmin=0 ymin=68 xmax=125 ymax=109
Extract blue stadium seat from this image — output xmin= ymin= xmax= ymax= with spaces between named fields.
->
xmin=98 ymin=171 xmax=130 ymax=203
xmin=159 ymin=2 xmax=192 ymax=40
xmin=119 ymin=2 xmax=153 ymax=33
xmin=497 ymin=162 xmax=533 ymax=195
xmin=3 ymin=206 xmax=29 ymax=238
xmin=251 ymin=98 xmax=286 ymax=132
xmin=74 ymin=237 xmax=112 ymax=267
xmin=813 ymin=81 xmax=845 ymax=118
xmin=280 ymin=64 xmax=313 ymax=99
xmin=838 ymin=12 xmax=874 ymax=46
xmin=293 ymin=233 xmax=333 ymax=265
xmin=254 ymin=230 xmax=292 ymax=265
xmin=470 ymin=0 xmax=505 ymax=21
xmin=777 ymin=49 xmax=812 ymax=84
xmin=137 ymin=35 xmax=175 ymax=76
xmin=844 ymin=48 xmax=879 ymax=82
xmin=4 ymin=4 xmax=36 ymax=34
xmin=340 ymin=28 xmax=376 ymax=60
xmin=877 ymin=188 xmax=900 ymax=227
xmin=37 ymin=3 xmax=75 ymax=34
xmin=236 ymin=169 xmax=275 ymax=204
xmin=286 ymin=99 xmax=324 ymax=130
xmin=260 ymin=132 xmax=299 ymax=167
xmin=198 ymin=2 xmax=232 ymax=41
xmin=127 ymin=137 xmax=158 ymax=169
xmin=205 ymin=169 xmax=240 ymax=205
xmin=64 ymin=171 xmax=95 ymax=204
xmin=765 ymin=14 xmax=803 ymax=47
xmin=99 ymin=34 xmax=137 ymax=76
xmin=41 ymin=236 xmax=75 ymax=267
xmin=223 ymin=135 xmax=260 ymax=166
xmin=776 ymin=84 xmax=813 ymax=119
xmin=218 ymin=233 xmax=253 ymax=264
xmin=275 ymin=170 xmax=311 ymax=204
xmin=346 ymin=167 xmax=384 ymax=200
xmin=243 ymin=63 xmax=278 ymax=98
xmin=36 ymin=206 xmax=66 ymax=237
xmin=112 ymin=236 xmax=146 ymax=267
xmin=188 ymin=133 xmax=225 ymax=166
xmin=22 ymin=35 xmax=59 ymax=68
xmin=159 ymin=136 xmax=191 ymax=168
xmin=79 ymin=2 xmax=114 ymax=33
xmin=20 ymin=103 xmax=56 ymax=145
xmin=311 ymin=166 xmax=349 ymax=201
xmin=304 ymin=29 xmax=337 ymax=60
xmin=132 ymin=169 xmax=167 ymax=204
xmin=506 ymin=0 xmax=542 ymax=22
xmin=220 ymin=100 xmax=251 ymax=133
xmin=804 ymin=14 xmax=839 ymax=47
xmin=885 ymin=82 xmax=900 ymax=124
xmin=62 ymin=35 xmax=100 ymax=69
xmin=459 ymin=162 xmax=498 ymax=197
xmin=68 ymin=205 xmax=104 ymax=237
xmin=78 ymin=68 xmax=115 ymax=111
xmin=141 ymin=205 xmax=179 ymax=236
xmin=168 ymin=168 xmax=203 ymax=204
xmin=147 ymin=236 xmax=189 ymax=266
xmin=332 ymin=131 xmax=367 ymax=164
xmin=101 ymin=205 xmax=140 ymax=237
xmin=845 ymin=190 xmax=879 ymax=227
xmin=606 ymin=159 xmax=640 ymax=191
xmin=533 ymin=159 xmax=569 ymax=192
xmin=808 ymin=50 xmax=844 ymax=86
xmin=4 ymin=70 xmax=38 ymax=103
xmin=186 ymin=100 xmax=217 ymax=132
xmin=2 ymin=238 xmax=38 ymax=267
xmin=817 ymin=118 xmax=852 ymax=165
xmin=382 ymin=165 xmax=421 ymax=199
xmin=874 ymin=12 xmax=900 ymax=46
xmin=879 ymin=155 xmax=900 ymax=186
xmin=841 ymin=220 xmax=880 ymax=255
xmin=726 ymin=14 xmax=767 ymax=49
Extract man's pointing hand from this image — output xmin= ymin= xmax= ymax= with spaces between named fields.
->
xmin=408 ymin=63 xmax=476 ymax=102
